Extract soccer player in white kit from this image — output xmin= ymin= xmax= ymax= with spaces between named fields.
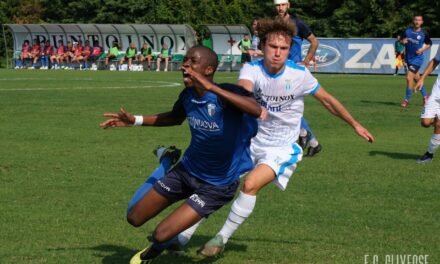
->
xmin=415 ymin=53 xmax=440 ymax=162
xmin=170 ymin=19 xmax=375 ymax=257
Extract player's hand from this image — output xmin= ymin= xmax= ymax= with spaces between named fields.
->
xmin=100 ymin=107 xmax=135 ymax=129
xmin=415 ymin=79 xmax=424 ymax=91
xmin=180 ymin=66 xmax=214 ymax=91
xmin=402 ymin=38 xmax=408 ymax=44
xmin=416 ymin=48 xmax=424 ymax=55
xmin=302 ymin=58 xmax=310 ymax=67
xmin=354 ymin=124 xmax=374 ymax=143
xmin=259 ymin=107 xmax=268 ymax=120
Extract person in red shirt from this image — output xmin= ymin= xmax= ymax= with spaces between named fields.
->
xmin=71 ymin=41 xmax=84 ymax=69
xmin=29 ymin=39 xmax=41 ymax=69
xmin=88 ymin=40 xmax=103 ymax=69
xmin=40 ymin=40 xmax=53 ymax=70
xmin=15 ymin=40 xmax=31 ymax=69
xmin=80 ymin=40 xmax=92 ymax=69
xmin=51 ymin=40 xmax=65 ymax=69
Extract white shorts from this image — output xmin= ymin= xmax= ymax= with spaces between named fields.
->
xmin=250 ymin=142 xmax=303 ymax=191
xmin=421 ymin=76 xmax=440 ymax=119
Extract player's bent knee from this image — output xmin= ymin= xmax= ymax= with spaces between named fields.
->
xmin=126 ymin=211 xmax=147 ymax=227
xmin=242 ymin=179 xmax=260 ymax=195
xmin=421 ymin=119 xmax=433 ymax=128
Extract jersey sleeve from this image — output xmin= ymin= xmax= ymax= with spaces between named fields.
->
xmin=218 ymin=83 xmax=253 ymax=97
xmin=238 ymin=63 xmax=256 ymax=84
xmin=424 ymin=31 xmax=432 ymax=45
xmin=301 ymin=68 xmax=320 ymax=96
xmin=295 ymin=18 xmax=313 ymax=40
xmin=170 ymin=89 xmax=187 ymax=118
xmin=217 ymin=83 xmax=254 ymax=111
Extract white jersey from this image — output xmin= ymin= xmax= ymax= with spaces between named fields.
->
xmin=239 ymin=60 xmax=320 ymax=147
xmin=421 ymin=73 xmax=440 ymax=119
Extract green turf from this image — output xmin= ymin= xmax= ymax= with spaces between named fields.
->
xmin=0 ymin=70 xmax=439 ymax=263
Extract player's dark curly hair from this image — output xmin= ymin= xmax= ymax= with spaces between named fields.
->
xmin=257 ymin=18 xmax=296 ymax=47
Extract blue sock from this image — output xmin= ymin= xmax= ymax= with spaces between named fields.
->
xmin=40 ymin=58 xmax=45 ymax=67
xmin=405 ymin=88 xmax=413 ymax=101
xmin=126 ymin=157 xmax=173 ymax=214
xmin=16 ymin=60 xmax=22 ymax=67
xmin=420 ymin=86 xmax=427 ymax=97
xmin=300 ymin=117 xmax=315 ymax=140
xmin=45 ymin=57 xmax=49 ymax=67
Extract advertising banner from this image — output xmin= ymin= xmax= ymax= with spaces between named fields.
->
xmin=305 ymin=38 xmax=440 ymax=74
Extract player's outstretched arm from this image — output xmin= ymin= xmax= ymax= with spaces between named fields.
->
xmin=182 ymin=67 xmax=261 ymax=117
xmin=304 ymin=33 xmax=319 ymax=66
xmin=415 ymin=59 xmax=439 ymax=90
xmin=313 ymin=87 xmax=375 ymax=143
xmin=100 ymin=108 xmax=185 ymax=129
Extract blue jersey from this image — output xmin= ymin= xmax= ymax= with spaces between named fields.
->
xmin=402 ymin=28 xmax=432 ymax=66
xmin=288 ymin=16 xmax=313 ymax=63
xmin=171 ymin=84 xmax=258 ymax=186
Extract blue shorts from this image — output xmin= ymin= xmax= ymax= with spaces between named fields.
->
xmin=407 ymin=63 xmax=421 ymax=73
xmin=153 ymin=163 xmax=239 ymax=218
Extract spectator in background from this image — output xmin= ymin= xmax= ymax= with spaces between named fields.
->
xmin=89 ymin=40 xmax=103 ymax=66
xmin=120 ymin=42 xmax=138 ymax=70
xmin=105 ymin=41 xmax=120 ymax=67
xmin=195 ymin=31 xmax=202 ymax=45
xmin=73 ymin=40 xmax=92 ymax=70
xmin=15 ymin=40 xmax=31 ymax=69
xmin=238 ymin=33 xmax=252 ymax=65
xmin=394 ymin=35 xmax=406 ymax=76
xmin=51 ymin=40 xmax=65 ymax=70
xmin=201 ymin=31 xmax=213 ymax=50
xmin=156 ymin=43 xmax=171 ymax=72
xmin=70 ymin=41 xmax=83 ymax=69
xmin=249 ymin=19 xmax=263 ymax=60
xmin=139 ymin=42 xmax=153 ymax=70
xmin=63 ymin=41 xmax=74 ymax=69
xmin=29 ymin=38 xmax=41 ymax=69
xmin=39 ymin=40 xmax=53 ymax=70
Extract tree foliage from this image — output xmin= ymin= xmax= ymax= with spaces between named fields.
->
xmin=2 ymin=0 xmax=440 ymax=59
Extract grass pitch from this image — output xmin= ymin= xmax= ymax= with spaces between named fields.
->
xmin=0 ymin=70 xmax=439 ymax=263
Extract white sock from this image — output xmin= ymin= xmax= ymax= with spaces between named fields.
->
xmin=309 ymin=137 xmax=319 ymax=148
xmin=427 ymin=134 xmax=440 ymax=154
xmin=178 ymin=218 xmax=205 ymax=246
xmin=218 ymin=191 xmax=256 ymax=244
xmin=299 ymin=128 xmax=307 ymax=137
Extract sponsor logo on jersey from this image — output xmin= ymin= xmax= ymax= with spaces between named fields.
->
xmin=408 ymin=38 xmax=420 ymax=45
xmin=302 ymin=44 xmax=341 ymax=67
xmin=284 ymin=79 xmax=293 ymax=91
xmin=188 ymin=116 xmax=220 ymax=131
xmin=259 ymin=100 xmax=282 ymax=112
xmin=207 ymin=103 xmax=216 ymax=116
xmin=189 ymin=194 xmax=205 ymax=208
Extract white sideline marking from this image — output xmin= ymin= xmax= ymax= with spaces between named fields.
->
xmin=0 ymin=81 xmax=181 ymax=91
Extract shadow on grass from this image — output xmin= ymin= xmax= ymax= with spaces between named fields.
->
xmin=360 ymin=100 xmax=401 ymax=107
xmin=369 ymin=150 xmax=420 ymax=160
xmin=49 ymin=235 xmax=247 ymax=263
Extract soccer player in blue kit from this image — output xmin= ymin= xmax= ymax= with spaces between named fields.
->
xmin=275 ymin=0 xmax=322 ymax=156
xmin=400 ymin=15 xmax=432 ymax=108
xmin=100 ymin=45 xmax=261 ymax=263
